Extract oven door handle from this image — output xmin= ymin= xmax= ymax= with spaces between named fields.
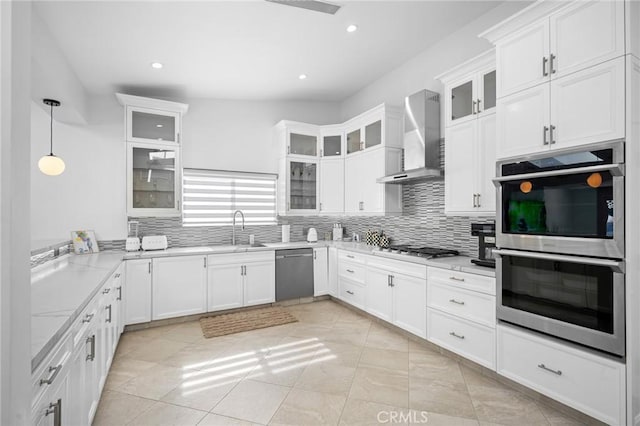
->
xmin=493 ymin=249 xmax=625 ymax=273
xmin=492 ymin=163 xmax=624 ymax=186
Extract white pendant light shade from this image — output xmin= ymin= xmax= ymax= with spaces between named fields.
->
xmin=40 ymin=99 xmax=65 ymax=176
xmin=38 ymin=154 xmax=66 ymax=176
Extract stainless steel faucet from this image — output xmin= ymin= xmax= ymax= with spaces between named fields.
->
xmin=232 ymin=210 xmax=245 ymax=245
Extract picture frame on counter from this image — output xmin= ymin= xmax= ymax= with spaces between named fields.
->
xmin=71 ymin=229 xmax=100 ymax=254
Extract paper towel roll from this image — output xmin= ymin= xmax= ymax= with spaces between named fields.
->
xmin=282 ymin=224 xmax=290 ymax=243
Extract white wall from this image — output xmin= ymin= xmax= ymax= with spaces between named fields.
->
xmin=340 ymin=1 xmax=530 ymax=121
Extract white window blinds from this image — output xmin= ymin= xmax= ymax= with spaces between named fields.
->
xmin=182 ymin=169 xmax=277 ymax=226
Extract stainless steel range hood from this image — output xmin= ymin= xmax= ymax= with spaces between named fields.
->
xmin=377 ymin=89 xmax=442 ymax=184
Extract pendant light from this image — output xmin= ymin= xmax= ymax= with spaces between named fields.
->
xmin=38 ymin=99 xmax=65 ymax=176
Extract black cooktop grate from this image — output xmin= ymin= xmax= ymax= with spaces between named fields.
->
xmin=386 ymin=245 xmax=459 ymax=258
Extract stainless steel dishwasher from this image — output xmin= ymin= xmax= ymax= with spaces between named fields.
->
xmin=275 ymin=248 xmax=314 ymax=301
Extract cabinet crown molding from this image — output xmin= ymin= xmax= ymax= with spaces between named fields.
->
xmin=479 ymin=0 xmax=573 ymax=44
xmin=435 ymin=49 xmax=495 ymax=84
xmin=116 ymin=93 xmax=189 ymax=114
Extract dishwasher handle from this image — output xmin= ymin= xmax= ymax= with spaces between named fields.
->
xmin=276 ymin=253 xmax=313 ymax=259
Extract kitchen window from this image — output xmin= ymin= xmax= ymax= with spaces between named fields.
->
xmin=182 ymin=169 xmax=277 ymax=226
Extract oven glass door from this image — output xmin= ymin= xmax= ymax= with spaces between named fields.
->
xmin=501 ymin=170 xmax=614 ymax=239
xmin=501 ymin=254 xmax=614 ymax=333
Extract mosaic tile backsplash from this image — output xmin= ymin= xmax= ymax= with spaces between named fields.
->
xmin=131 ymin=180 xmax=495 ymax=257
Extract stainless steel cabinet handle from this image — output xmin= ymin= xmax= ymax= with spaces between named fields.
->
xmin=346 ymin=290 xmax=354 ymax=295
xmin=538 ymin=363 xmax=562 ymax=376
xmin=313 ymin=251 xmax=317 ymax=260
xmin=82 ymin=313 xmax=94 ymax=323
xmin=106 ymin=304 xmax=112 ymax=323
xmin=449 ymin=299 xmax=465 ymax=305
xmin=542 ymin=56 xmax=549 ymax=76
xmin=550 ymin=54 xmax=556 ymax=74
xmin=476 ymin=193 xmax=481 ymax=208
xmin=87 ymin=334 xmax=96 ymax=361
xmin=543 ymin=126 xmax=550 ymax=145
xmin=177 ymin=132 xmax=181 ymax=144
xmin=117 ymin=286 xmax=122 ymax=301
xmin=114 ymin=273 xmax=121 ymax=278
xmin=240 ymin=266 xmax=244 ymax=276
xmin=319 ymin=202 xmax=322 ymax=211
xmin=102 ymin=288 xmax=111 ymax=294
xmin=389 ymin=275 xmax=394 ymax=287
xmin=472 ymin=100 xmax=477 ymax=115
xmin=204 ymin=257 xmax=207 ymax=268
xmin=39 ymin=364 xmax=62 ymax=386
xmin=148 ymin=261 xmax=152 ymax=274
xmin=472 ymin=194 xmax=477 ymax=208
xmin=45 ymin=399 xmax=62 ymax=426
xmin=346 ymin=255 xmax=355 ymax=259
xmin=346 ymin=269 xmax=355 ymax=273
xmin=550 ymin=125 xmax=556 ymax=144
xmin=359 ymin=201 xmax=364 ymax=211
xmin=449 ymin=331 xmax=465 ymax=340
xmin=449 ymin=276 xmax=465 ymax=282
xmin=477 ymin=98 xmax=482 ymax=113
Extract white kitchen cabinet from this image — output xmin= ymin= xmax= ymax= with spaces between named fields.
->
xmin=328 ymin=247 xmax=338 ymax=296
xmin=208 ymin=251 xmax=275 ymax=311
xmin=365 ymin=256 xmax=427 ymax=338
xmin=438 ymin=50 xmax=496 ymax=216
xmin=152 ymin=255 xmax=208 ymax=320
xmin=436 ymin=50 xmax=496 ymax=127
xmin=32 ymin=367 xmax=69 ymax=426
xmin=116 ymin=94 xmax=188 ymax=144
xmin=126 ymin=141 xmax=181 ymax=217
xmin=278 ymin=157 xmax=320 ymax=215
xmin=124 ymin=259 xmax=152 ymax=325
xmin=344 ymin=104 xmax=403 ymax=154
xmin=487 ymin=0 xmax=624 ymax=99
xmin=497 ymin=324 xmax=626 ymax=425
xmin=496 ymin=57 xmax=624 ymax=159
xmin=313 ymin=247 xmax=329 ymax=297
xmin=344 ymin=147 xmax=402 ymax=215
xmin=244 ymin=260 xmax=275 ymax=307
xmin=319 ymin=158 xmax=344 ymax=214
xmin=321 ymin=125 xmax=343 ymax=157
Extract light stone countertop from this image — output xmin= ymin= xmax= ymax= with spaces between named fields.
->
xmin=33 ymin=240 xmax=494 ymax=371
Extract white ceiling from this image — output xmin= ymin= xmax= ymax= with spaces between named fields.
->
xmin=34 ymin=0 xmax=503 ymax=102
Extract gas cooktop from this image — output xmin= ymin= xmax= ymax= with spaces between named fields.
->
xmin=382 ymin=245 xmax=460 ymax=259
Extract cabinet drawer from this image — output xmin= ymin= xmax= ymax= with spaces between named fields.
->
xmin=367 ymin=256 xmax=427 ymax=280
xmin=339 ymin=278 xmax=365 ymax=310
xmin=69 ymin=299 xmax=99 ymax=349
xmin=338 ymin=261 xmax=365 ymax=283
xmin=497 ymin=324 xmax=625 ymax=425
xmin=338 ymin=250 xmax=367 ymax=265
xmin=427 ymin=308 xmax=495 ymax=369
xmin=208 ymin=251 xmax=274 ymax=266
xmin=427 ymin=267 xmax=495 ymax=295
xmin=32 ymin=334 xmax=72 ymax=407
xmin=427 ymin=281 xmax=495 ymax=327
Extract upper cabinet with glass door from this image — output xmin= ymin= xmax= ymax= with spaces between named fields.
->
xmin=437 ymin=50 xmax=496 ymax=127
xmin=344 ymin=104 xmax=403 ymax=155
xmin=116 ymin=93 xmax=189 ymax=144
xmin=273 ymin=121 xmax=320 ymax=157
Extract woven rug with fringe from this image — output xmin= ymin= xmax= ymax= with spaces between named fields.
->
xmin=199 ymin=306 xmax=298 ymax=338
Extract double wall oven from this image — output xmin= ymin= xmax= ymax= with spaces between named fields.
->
xmin=493 ymin=141 xmax=625 ymax=357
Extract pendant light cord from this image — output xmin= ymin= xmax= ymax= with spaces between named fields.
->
xmin=49 ymin=102 xmax=54 ymax=155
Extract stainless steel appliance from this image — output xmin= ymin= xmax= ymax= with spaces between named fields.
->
xmin=471 ymin=222 xmax=496 ymax=268
xmin=494 ymin=249 xmax=625 ymax=357
xmin=493 ymin=141 xmax=624 ymax=259
xmin=377 ymin=89 xmax=442 ymax=183
xmin=275 ymin=248 xmax=314 ymax=301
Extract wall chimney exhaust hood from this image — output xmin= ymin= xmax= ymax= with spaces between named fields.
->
xmin=377 ymin=89 xmax=441 ymax=184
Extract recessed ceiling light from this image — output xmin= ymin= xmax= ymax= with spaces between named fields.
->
xmin=156 ymin=124 xmax=163 ymax=128
xmin=151 ymin=62 xmax=163 ymax=69
xmin=298 ymin=74 xmax=307 ymax=80
xmin=346 ymin=24 xmax=358 ymax=33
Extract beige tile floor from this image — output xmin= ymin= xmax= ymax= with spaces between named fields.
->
xmin=94 ymin=300 xmax=587 ymax=426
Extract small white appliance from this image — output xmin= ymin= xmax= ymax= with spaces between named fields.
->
xmin=332 ymin=224 xmax=343 ymax=241
xmin=282 ymin=224 xmax=290 ymax=243
xmin=125 ymin=237 xmax=141 ymax=252
xmin=307 ymin=228 xmax=318 ymax=243
xmin=141 ymin=235 xmax=168 ymax=251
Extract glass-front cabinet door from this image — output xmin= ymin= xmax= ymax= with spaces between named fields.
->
xmin=450 ymin=78 xmax=475 ymax=123
xmin=480 ymin=69 xmax=497 ymax=113
xmin=364 ymin=120 xmax=382 ymax=149
xmin=289 ymin=132 xmax=318 ymax=156
xmin=288 ymin=159 xmax=318 ymax=212
xmin=322 ymin=135 xmax=342 ymax=157
xmin=346 ymin=128 xmax=361 ymax=154
xmin=127 ymin=106 xmax=181 ymax=144
xmin=127 ymin=142 xmax=181 ymax=216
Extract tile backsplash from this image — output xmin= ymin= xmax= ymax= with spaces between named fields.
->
xmin=131 ymin=179 xmax=494 ymax=257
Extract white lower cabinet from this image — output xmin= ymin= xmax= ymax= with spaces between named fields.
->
xmin=426 ymin=267 xmax=496 ymax=369
xmin=152 ymin=255 xmax=208 ymax=320
xmin=208 ymin=251 xmax=275 ymax=311
xmin=313 ymin=247 xmax=329 ymax=296
xmin=338 ymin=278 xmax=366 ymax=310
xmin=124 ymin=258 xmax=152 ymax=325
xmin=497 ymin=324 xmax=626 ymax=425
xmin=327 ymin=247 xmax=338 ymax=296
